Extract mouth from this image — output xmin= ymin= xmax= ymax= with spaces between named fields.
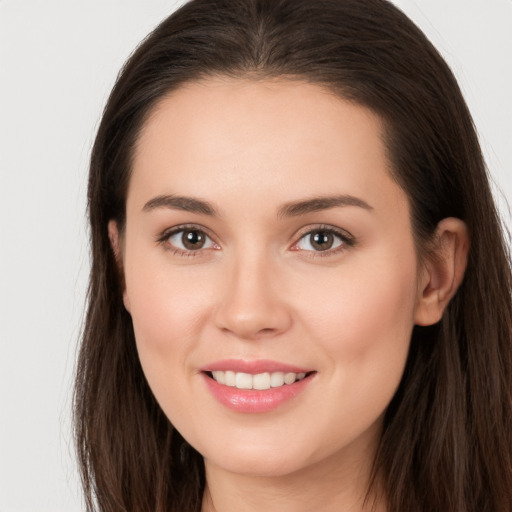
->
xmin=200 ymin=360 xmax=316 ymax=413
xmin=204 ymin=370 xmax=312 ymax=390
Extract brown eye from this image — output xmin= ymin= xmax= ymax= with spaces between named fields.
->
xmin=310 ymin=231 xmax=335 ymax=251
xmin=165 ymin=228 xmax=216 ymax=252
xmin=182 ymin=229 xmax=206 ymax=250
xmin=294 ymin=228 xmax=348 ymax=253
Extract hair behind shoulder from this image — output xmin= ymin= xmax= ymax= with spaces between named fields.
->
xmin=74 ymin=1 xmax=512 ymax=510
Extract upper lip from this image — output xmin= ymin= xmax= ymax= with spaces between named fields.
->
xmin=200 ymin=359 xmax=312 ymax=374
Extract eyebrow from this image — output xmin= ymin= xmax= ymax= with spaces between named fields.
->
xmin=277 ymin=195 xmax=373 ymax=218
xmin=142 ymin=194 xmax=218 ymax=216
xmin=142 ymin=193 xmax=372 ymax=217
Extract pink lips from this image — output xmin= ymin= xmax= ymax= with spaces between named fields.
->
xmin=202 ymin=359 xmax=310 ymax=374
xmin=201 ymin=359 xmax=315 ymax=414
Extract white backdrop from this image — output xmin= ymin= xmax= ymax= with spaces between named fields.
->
xmin=0 ymin=1 xmax=510 ymax=511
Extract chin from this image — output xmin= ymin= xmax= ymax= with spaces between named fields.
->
xmin=198 ymin=432 xmax=327 ymax=478
xmin=207 ymin=451 xmax=309 ymax=478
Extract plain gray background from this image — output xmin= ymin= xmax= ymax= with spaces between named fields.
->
xmin=0 ymin=1 xmax=511 ymax=510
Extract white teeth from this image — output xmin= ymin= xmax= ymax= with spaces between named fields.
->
xmin=253 ymin=372 xmax=271 ymax=390
xmin=225 ymin=370 xmax=236 ymax=387
xmin=284 ymin=372 xmax=296 ymax=385
xmin=210 ymin=370 xmax=308 ymax=389
xmin=235 ymin=372 xmax=253 ymax=389
xmin=270 ymin=372 xmax=285 ymax=387
xmin=212 ymin=370 xmax=225 ymax=385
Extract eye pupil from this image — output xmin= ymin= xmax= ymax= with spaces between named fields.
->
xmin=311 ymin=231 xmax=334 ymax=251
xmin=182 ymin=230 xmax=205 ymax=250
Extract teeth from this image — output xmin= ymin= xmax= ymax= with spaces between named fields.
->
xmin=210 ymin=370 xmax=308 ymax=389
xmin=211 ymin=370 xmax=225 ymax=385
xmin=235 ymin=372 xmax=253 ymax=389
xmin=225 ymin=370 xmax=236 ymax=387
xmin=284 ymin=372 xmax=296 ymax=385
xmin=270 ymin=372 xmax=284 ymax=387
xmin=253 ymin=372 xmax=271 ymax=390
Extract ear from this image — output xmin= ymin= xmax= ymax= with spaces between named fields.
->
xmin=108 ymin=220 xmax=131 ymax=313
xmin=414 ymin=217 xmax=469 ymax=326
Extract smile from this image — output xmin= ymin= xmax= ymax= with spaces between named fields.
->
xmin=201 ymin=360 xmax=315 ymax=413
xmin=209 ymin=370 xmax=307 ymax=390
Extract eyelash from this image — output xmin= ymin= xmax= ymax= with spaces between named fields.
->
xmin=156 ymin=224 xmax=355 ymax=258
xmin=156 ymin=224 xmax=219 ymax=258
xmin=292 ymin=224 xmax=355 ymax=258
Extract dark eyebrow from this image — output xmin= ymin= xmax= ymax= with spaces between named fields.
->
xmin=142 ymin=194 xmax=218 ymax=216
xmin=278 ymin=195 xmax=373 ymax=218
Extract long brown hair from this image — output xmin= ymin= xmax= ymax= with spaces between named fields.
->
xmin=74 ymin=1 xmax=512 ymax=510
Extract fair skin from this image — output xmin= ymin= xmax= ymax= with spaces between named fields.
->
xmin=109 ymin=77 xmax=468 ymax=512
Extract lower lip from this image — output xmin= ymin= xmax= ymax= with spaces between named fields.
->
xmin=202 ymin=373 xmax=313 ymax=413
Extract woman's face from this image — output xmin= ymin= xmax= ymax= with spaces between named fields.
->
xmin=117 ymin=78 xmax=427 ymax=478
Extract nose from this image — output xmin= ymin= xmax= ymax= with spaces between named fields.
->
xmin=213 ymin=252 xmax=292 ymax=340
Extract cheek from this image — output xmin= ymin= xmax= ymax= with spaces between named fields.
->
xmin=123 ymin=251 xmax=216 ymax=393
xmin=298 ymin=250 xmax=418 ymax=394
xmin=124 ymin=271 xmax=215 ymax=440
xmin=304 ymin=257 xmax=416 ymax=325
xmin=129 ymin=280 xmax=207 ymax=337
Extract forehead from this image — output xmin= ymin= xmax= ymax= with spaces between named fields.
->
xmin=128 ymin=77 xmax=406 ymax=215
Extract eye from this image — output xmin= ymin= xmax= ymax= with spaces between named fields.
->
xmin=293 ymin=228 xmax=352 ymax=253
xmin=163 ymin=227 xmax=218 ymax=252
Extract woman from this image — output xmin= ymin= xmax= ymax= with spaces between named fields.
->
xmin=74 ymin=0 xmax=512 ymax=510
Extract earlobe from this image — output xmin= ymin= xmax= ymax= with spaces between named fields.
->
xmin=414 ymin=217 xmax=470 ymax=326
xmin=107 ymin=220 xmax=131 ymax=313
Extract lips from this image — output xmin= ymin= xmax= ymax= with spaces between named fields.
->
xmin=200 ymin=359 xmax=315 ymax=413
xmin=202 ymin=359 xmax=311 ymax=374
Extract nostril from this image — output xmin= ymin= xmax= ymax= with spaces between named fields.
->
xmin=259 ymin=327 xmax=278 ymax=335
